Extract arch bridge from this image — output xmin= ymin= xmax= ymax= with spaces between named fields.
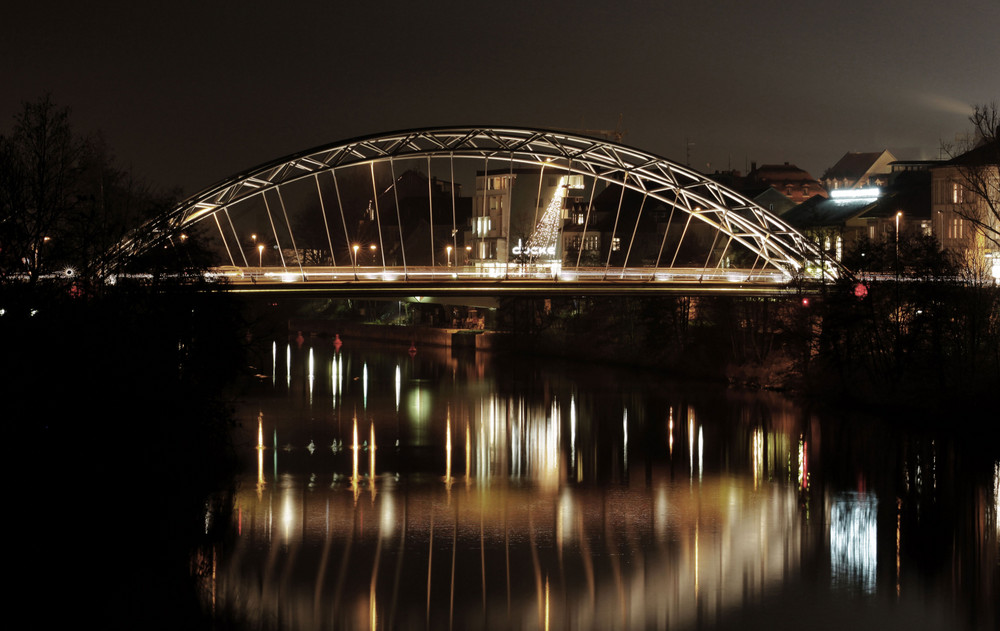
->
xmin=122 ymin=127 xmax=837 ymax=296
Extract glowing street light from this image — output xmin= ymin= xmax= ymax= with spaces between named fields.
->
xmin=352 ymin=244 xmax=359 ymax=280
xmin=258 ymin=244 xmax=264 ymax=267
xmin=369 ymin=243 xmax=377 ymax=265
xmin=446 ymin=245 xmax=453 ymax=267
xmin=895 ymin=211 xmax=903 ymax=275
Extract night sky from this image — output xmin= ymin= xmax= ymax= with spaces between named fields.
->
xmin=3 ymin=1 xmax=998 ymax=197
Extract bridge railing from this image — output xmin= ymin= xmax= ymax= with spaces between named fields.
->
xmin=208 ymin=265 xmax=795 ymax=285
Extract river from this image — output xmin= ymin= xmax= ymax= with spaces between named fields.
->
xmin=200 ymin=335 xmax=998 ymax=630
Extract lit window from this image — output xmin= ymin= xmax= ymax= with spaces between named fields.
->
xmin=612 ymin=237 xmax=621 ymax=251
xmin=474 ymin=216 xmax=492 ymax=237
xmin=948 ymin=217 xmax=965 ymax=240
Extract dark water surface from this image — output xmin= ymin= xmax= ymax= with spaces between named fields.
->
xmin=203 ymin=337 xmax=998 ymax=630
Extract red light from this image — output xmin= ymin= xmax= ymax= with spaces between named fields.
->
xmin=853 ymin=283 xmax=868 ymax=299
xmin=801 ymin=297 xmax=810 ymax=307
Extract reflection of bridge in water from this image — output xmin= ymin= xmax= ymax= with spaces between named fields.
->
xmin=127 ymin=127 xmax=840 ymax=295
xmin=193 ymin=337 xmax=921 ymax=631
xmin=217 ymin=471 xmax=805 ymax=631
xmin=205 ymin=341 xmax=820 ymax=630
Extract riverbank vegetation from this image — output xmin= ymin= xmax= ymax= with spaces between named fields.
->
xmin=2 ymin=96 xmax=248 ymax=629
xmin=3 ymin=276 xmax=249 ymax=629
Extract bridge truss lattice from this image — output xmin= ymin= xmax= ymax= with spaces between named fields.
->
xmin=121 ymin=127 xmax=835 ymax=285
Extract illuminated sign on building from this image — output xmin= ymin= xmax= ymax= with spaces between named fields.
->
xmin=512 ymin=238 xmax=556 ymax=257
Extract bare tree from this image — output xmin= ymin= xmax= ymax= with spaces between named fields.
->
xmin=942 ymin=102 xmax=1000 ymax=252
xmin=1 ymin=96 xmax=177 ymax=291
xmin=0 ymin=94 xmax=86 ymax=285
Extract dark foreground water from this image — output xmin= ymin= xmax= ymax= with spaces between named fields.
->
xmin=201 ymin=336 xmax=998 ymax=630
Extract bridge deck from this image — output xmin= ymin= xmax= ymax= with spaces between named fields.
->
xmin=207 ymin=266 xmax=818 ymax=297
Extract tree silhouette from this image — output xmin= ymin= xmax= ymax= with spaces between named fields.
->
xmin=0 ymin=94 xmax=85 ymax=285
xmin=1 ymin=95 xmax=176 ymax=291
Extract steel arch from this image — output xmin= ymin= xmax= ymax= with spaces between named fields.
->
xmin=124 ymin=126 xmax=831 ymax=280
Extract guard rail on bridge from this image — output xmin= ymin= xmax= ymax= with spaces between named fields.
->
xmin=206 ymin=265 xmax=816 ymax=297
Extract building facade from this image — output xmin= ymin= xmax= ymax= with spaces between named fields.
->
xmin=930 ymin=139 xmax=1000 ymax=279
xmin=822 ymin=150 xmax=897 ymax=191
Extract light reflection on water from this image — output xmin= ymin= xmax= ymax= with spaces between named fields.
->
xmin=204 ymin=339 xmax=998 ymax=630
xmin=829 ymin=493 xmax=878 ymax=593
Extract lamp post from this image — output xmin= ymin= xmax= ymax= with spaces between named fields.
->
xmin=258 ymin=244 xmax=264 ymax=267
xmin=446 ymin=245 xmax=453 ymax=268
xmin=895 ymin=211 xmax=902 ymax=278
xmin=369 ymin=243 xmax=377 ymax=265
xmin=352 ymin=244 xmax=359 ymax=280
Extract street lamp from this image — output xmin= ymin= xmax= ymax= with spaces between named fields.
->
xmin=895 ymin=211 xmax=902 ymax=275
xmin=258 ymin=244 xmax=264 ymax=267
xmin=446 ymin=245 xmax=453 ymax=267
xmin=352 ymin=244 xmax=359 ymax=280
xmin=369 ymin=243 xmax=377 ymax=265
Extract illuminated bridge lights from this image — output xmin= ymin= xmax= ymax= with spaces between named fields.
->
xmin=117 ymin=127 xmax=840 ymax=288
xmin=206 ymin=265 xmax=792 ymax=284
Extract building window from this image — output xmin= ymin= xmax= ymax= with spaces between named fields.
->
xmin=952 ymin=182 xmax=964 ymax=204
xmin=474 ymin=216 xmax=492 ymax=237
xmin=611 ymin=237 xmax=621 ymax=252
xmin=948 ymin=217 xmax=964 ymax=240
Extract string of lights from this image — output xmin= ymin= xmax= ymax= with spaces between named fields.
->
xmin=524 ymin=176 xmax=568 ymax=260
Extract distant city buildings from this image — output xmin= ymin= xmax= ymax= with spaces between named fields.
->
xmin=778 ymin=140 xmax=999 ymax=280
xmin=821 ymin=150 xmax=896 ymax=191
xmin=710 ymin=162 xmax=827 ymax=212
xmin=745 ymin=162 xmax=828 ymax=205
